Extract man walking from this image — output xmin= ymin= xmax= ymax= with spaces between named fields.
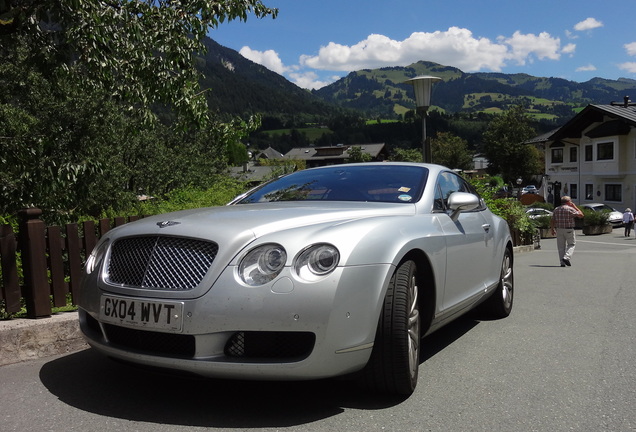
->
xmin=550 ymin=196 xmax=584 ymax=267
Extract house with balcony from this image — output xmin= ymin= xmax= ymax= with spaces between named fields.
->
xmin=539 ymin=97 xmax=636 ymax=211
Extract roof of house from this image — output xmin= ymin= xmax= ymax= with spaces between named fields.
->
xmin=227 ymin=163 xmax=277 ymax=182
xmin=524 ymin=129 xmax=559 ymax=145
xmin=256 ymin=146 xmax=285 ymax=159
xmin=284 ymin=143 xmax=386 ymax=161
xmin=549 ymin=103 xmax=636 ymax=141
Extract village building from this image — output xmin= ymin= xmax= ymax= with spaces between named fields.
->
xmin=284 ymin=143 xmax=387 ymax=168
xmin=536 ymin=97 xmax=636 ymax=211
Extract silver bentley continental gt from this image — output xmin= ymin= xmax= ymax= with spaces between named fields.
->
xmin=78 ymin=162 xmax=514 ymax=395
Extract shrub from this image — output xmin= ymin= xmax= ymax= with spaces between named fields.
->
xmin=532 ymin=215 xmax=552 ymax=229
xmin=583 ymin=209 xmax=609 ymax=226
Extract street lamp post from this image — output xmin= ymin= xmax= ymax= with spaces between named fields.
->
xmin=405 ymin=75 xmax=441 ymax=163
xmin=516 ymin=177 xmax=523 ymax=200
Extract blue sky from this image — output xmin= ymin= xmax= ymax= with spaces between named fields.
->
xmin=211 ymin=0 xmax=636 ymax=90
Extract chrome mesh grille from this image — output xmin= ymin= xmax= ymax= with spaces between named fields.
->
xmin=106 ymin=236 xmax=218 ymax=290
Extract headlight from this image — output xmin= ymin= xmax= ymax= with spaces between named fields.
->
xmin=85 ymin=238 xmax=110 ymax=275
xmin=239 ymin=243 xmax=287 ymax=286
xmin=294 ymin=244 xmax=340 ymax=281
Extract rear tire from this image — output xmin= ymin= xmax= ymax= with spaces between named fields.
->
xmin=479 ymin=247 xmax=514 ymax=318
xmin=362 ymin=260 xmax=420 ymax=395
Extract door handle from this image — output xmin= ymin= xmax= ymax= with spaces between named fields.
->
xmin=482 ymin=224 xmax=491 ymax=232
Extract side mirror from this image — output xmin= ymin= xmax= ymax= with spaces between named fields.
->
xmin=447 ymin=192 xmax=480 ymax=221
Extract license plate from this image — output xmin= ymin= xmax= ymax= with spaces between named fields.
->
xmin=99 ymin=295 xmax=184 ymax=332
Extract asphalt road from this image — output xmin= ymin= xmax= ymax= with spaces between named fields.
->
xmin=1 ymin=230 xmax=635 ymax=432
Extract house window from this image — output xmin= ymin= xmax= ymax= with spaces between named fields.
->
xmin=551 ymin=148 xmax=563 ymax=164
xmin=605 ymin=184 xmax=622 ymax=202
xmin=585 ymin=184 xmax=594 ymax=200
xmin=569 ymin=147 xmax=577 ymax=163
xmin=570 ymin=184 xmax=578 ymax=199
xmin=585 ymin=145 xmax=593 ymax=161
xmin=597 ymin=142 xmax=614 ymax=160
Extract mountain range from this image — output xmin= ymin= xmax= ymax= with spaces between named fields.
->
xmin=200 ymin=37 xmax=636 ymax=126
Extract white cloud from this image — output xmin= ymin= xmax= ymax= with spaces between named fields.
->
xmin=299 ymin=28 xmax=565 ymax=73
xmin=573 ymin=17 xmax=603 ymax=32
xmin=239 ymin=46 xmax=288 ymax=74
xmin=562 ymin=43 xmax=576 ymax=56
xmin=288 ymin=71 xmax=334 ymax=90
xmin=576 ymin=64 xmax=597 ymax=72
xmin=625 ymin=42 xmax=636 ymax=56
xmin=618 ymin=62 xmax=636 ymax=73
xmin=501 ymin=31 xmax=562 ymax=64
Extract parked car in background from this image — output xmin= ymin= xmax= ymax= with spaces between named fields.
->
xmin=580 ymin=203 xmax=623 ymax=227
xmin=525 ymin=207 xmax=553 ymax=219
xmin=78 ymin=163 xmax=514 ymax=396
xmin=522 ymin=185 xmax=538 ymax=194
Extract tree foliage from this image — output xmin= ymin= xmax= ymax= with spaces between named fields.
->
xmin=431 ymin=132 xmax=473 ymax=170
xmin=347 ymin=146 xmax=372 ymax=163
xmin=389 ymin=148 xmax=423 ymax=163
xmin=481 ymin=105 xmax=542 ymax=182
xmin=0 ymin=0 xmax=278 ymax=124
xmin=1 ymin=21 xmax=261 ymax=223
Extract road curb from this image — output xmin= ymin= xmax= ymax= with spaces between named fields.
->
xmin=0 ymin=312 xmax=87 ymax=366
xmin=513 ymin=245 xmax=535 ymax=254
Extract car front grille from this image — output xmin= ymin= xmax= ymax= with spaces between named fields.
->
xmin=106 ymin=236 xmax=218 ymax=290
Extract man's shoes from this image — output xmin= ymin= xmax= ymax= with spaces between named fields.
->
xmin=563 ymin=259 xmax=571 ymax=266
xmin=560 ymin=262 xmax=566 ymax=267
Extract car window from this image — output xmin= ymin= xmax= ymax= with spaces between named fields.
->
xmin=434 ymin=171 xmax=483 ymax=211
xmin=235 ymin=165 xmax=429 ymax=204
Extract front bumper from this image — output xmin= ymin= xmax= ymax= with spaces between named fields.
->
xmin=78 ymin=263 xmax=394 ymax=380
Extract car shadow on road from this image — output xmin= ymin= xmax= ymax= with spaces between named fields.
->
xmin=39 ymin=317 xmax=478 ymax=428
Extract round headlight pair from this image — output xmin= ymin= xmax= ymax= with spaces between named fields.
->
xmin=238 ymin=243 xmax=340 ymax=286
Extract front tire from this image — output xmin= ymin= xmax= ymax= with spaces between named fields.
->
xmin=362 ymin=260 xmax=420 ymax=395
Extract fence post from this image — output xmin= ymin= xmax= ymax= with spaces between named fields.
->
xmin=0 ymin=224 xmax=22 ymax=313
xmin=18 ymin=208 xmax=51 ymax=318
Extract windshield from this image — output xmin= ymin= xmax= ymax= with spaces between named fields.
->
xmin=234 ymin=165 xmax=428 ymax=204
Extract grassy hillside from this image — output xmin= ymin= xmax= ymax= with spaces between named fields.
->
xmin=313 ymin=61 xmax=636 ymax=125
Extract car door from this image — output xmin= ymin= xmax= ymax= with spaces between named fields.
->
xmin=433 ymin=171 xmax=493 ymax=311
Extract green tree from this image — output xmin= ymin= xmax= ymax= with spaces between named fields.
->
xmin=347 ymin=146 xmax=372 ymax=163
xmin=0 ymin=39 xmax=260 ymax=223
xmin=389 ymin=148 xmax=423 ymax=162
xmin=0 ymin=0 xmax=277 ymax=124
xmin=431 ymin=132 xmax=474 ymax=170
xmin=481 ymin=105 xmax=541 ymax=182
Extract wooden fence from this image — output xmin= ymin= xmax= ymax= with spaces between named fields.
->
xmin=0 ymin=208 xmax=139 ymax=319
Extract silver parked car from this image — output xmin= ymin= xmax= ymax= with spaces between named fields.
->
xmin=78 ymin=163 xmax=514 ymax=395
xmin=581 ymin=203 xmax=623 ymax=227
xmin=525 ymin=207 xmax=553 ymax=219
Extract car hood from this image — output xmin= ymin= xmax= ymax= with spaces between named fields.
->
xmin=105 ymin=202 xmax=417 ymax=265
